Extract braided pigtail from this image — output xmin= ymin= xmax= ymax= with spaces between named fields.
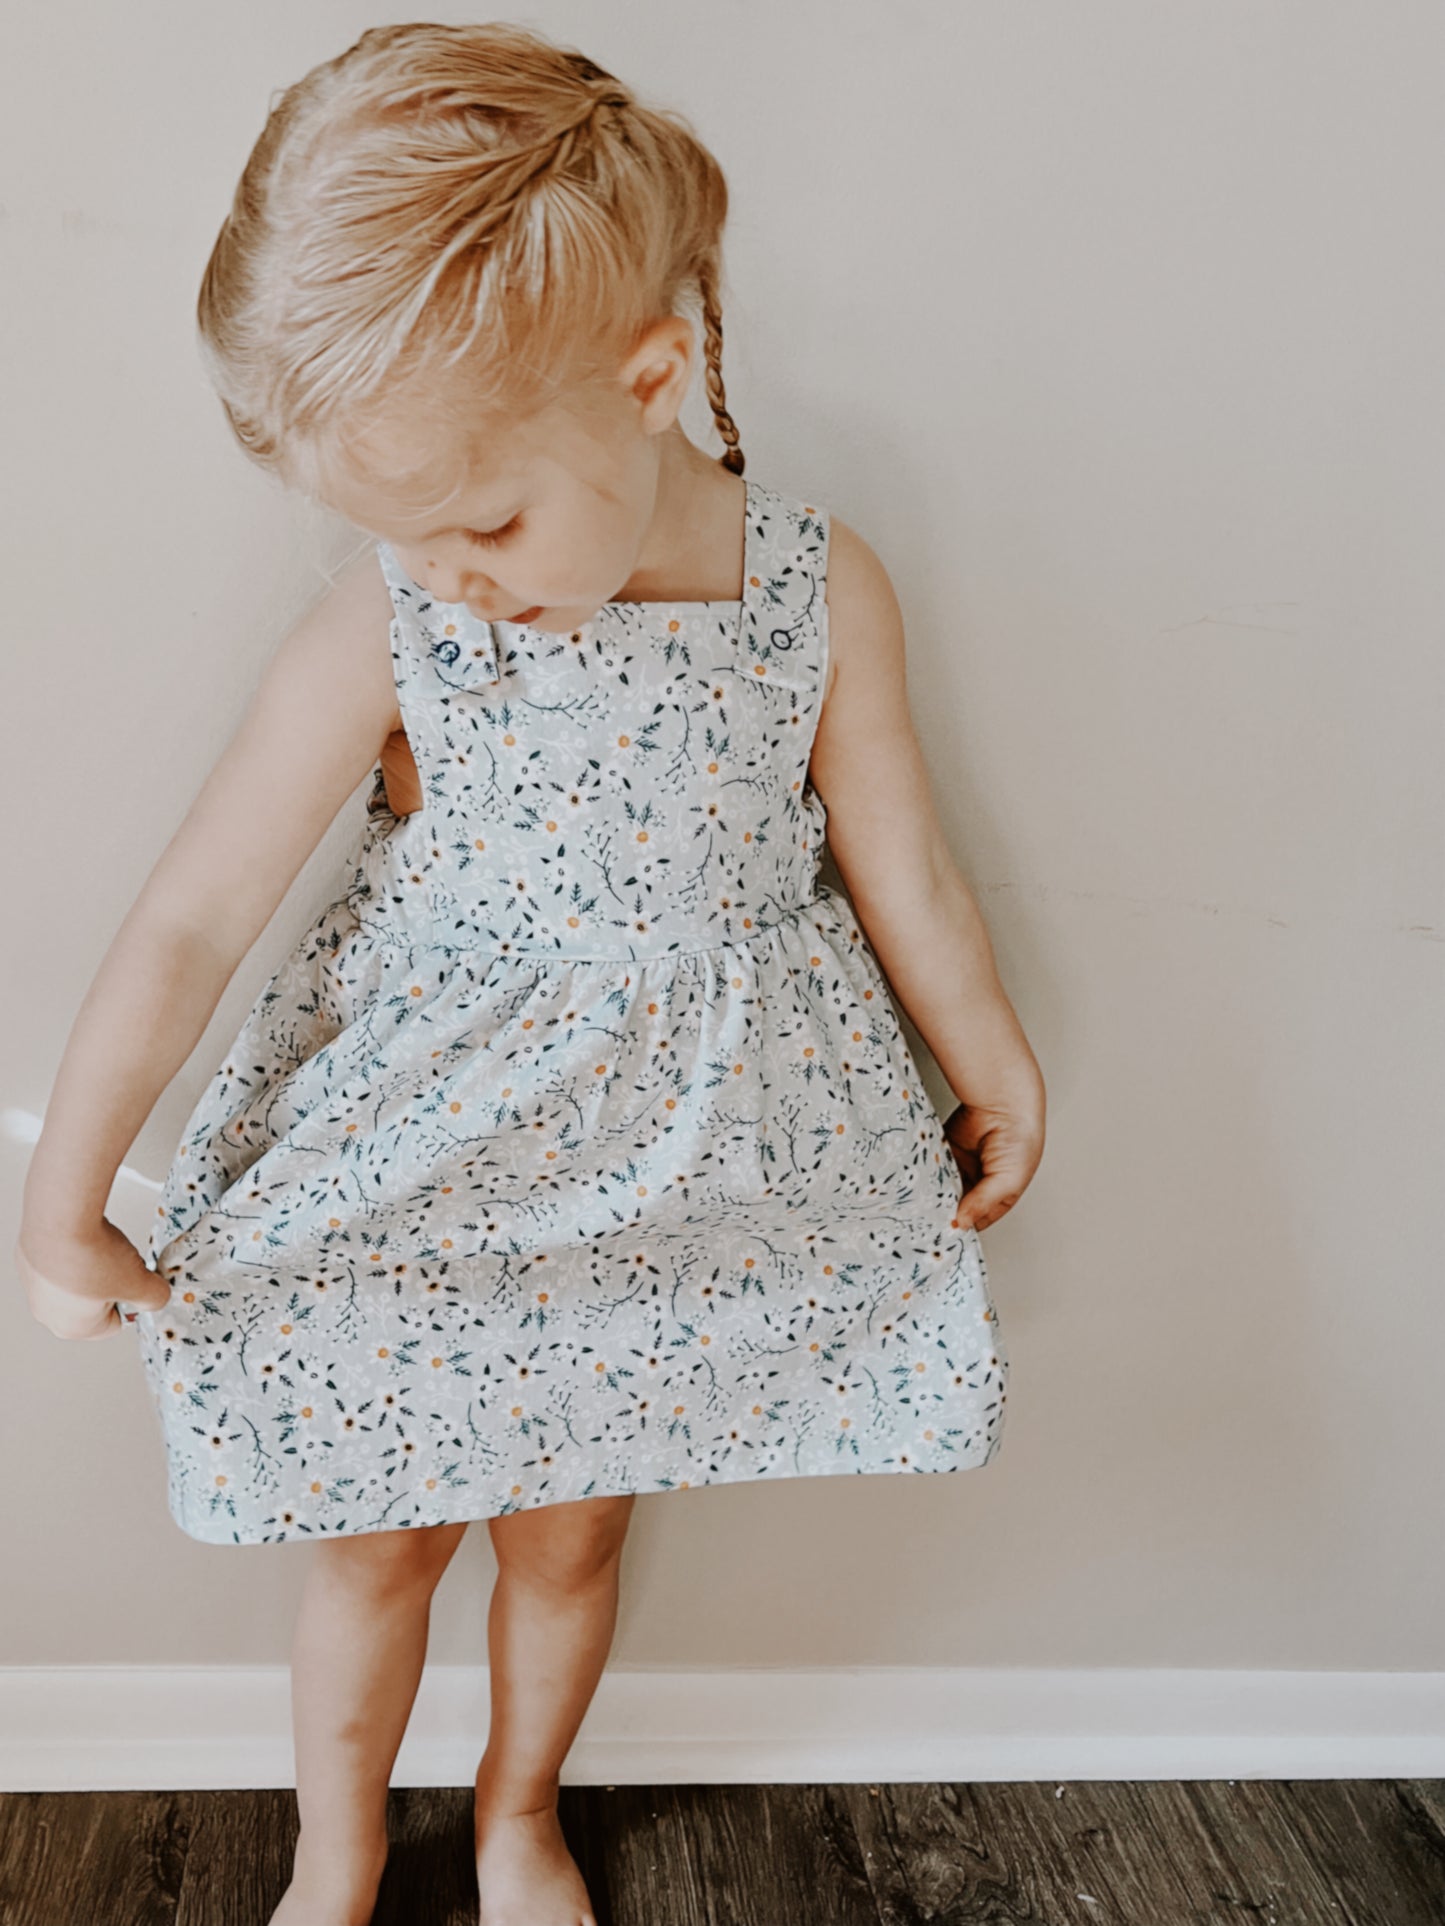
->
xmin=697 ymin=253 xmax=745 ymax=477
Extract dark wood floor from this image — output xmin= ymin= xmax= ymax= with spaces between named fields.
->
xmin=2 ymin=1779 xmax=1443 ymax=1924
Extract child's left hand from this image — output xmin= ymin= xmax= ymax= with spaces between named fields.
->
xmin=943 ymin=1079 xmax=1045 ymax=1233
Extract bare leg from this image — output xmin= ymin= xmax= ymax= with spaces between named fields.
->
xmin=268 ymin=1519 xmax=469 ymax=1926
xmin=474 ymin=1494 xmax=636 ymax=1926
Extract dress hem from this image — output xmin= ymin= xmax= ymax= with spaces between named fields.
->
xmin=159 ymin=1428 xmax=1008 ymax=1547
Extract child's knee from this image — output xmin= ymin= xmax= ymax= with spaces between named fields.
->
xmin=488 ymin=1493 xmax=635 ymax=1590
xmin=315 ymin=1518 xmax=468 ymax=1593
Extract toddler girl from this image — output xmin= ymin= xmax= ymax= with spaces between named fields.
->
xmin=17 ymin=22 xmax=1045 ymax=1926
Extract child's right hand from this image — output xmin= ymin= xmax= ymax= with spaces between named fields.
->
xmin=14 ymin=1220 xmax=172 ymax=1342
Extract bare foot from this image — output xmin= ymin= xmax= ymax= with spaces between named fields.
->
xmin=267 ymin=1833 xmax=389 ymax=1926
xmin=474 ymin=1798 xmax=597 ymax=1926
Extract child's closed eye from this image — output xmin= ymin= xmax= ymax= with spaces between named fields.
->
xmin=464 ymin=517 xmax=521 ymax=548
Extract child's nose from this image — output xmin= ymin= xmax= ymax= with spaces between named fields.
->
xmin=420 ymin=558 xmax=480 ymax=606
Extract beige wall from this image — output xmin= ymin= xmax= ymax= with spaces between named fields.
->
xmin=4 ymin=1 xmax=1441 ymax=1673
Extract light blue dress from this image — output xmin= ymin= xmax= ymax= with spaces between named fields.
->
xmin=131 ymin=478 xmax=1009 ymax=1543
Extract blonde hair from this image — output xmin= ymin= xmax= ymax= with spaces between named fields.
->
xmin=196 ymin=21 xmax=745 ymax=496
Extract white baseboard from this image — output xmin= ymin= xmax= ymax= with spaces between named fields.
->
xmin=1 ymin=1666 xmax=1442 ymax=1792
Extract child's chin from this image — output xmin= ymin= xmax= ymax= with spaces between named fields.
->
xmin=527 ymin=607 xmax=596 ymax=633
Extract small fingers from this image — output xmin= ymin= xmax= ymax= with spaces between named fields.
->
xmin=955 ymin=1181 xmax=1020 ymax=1234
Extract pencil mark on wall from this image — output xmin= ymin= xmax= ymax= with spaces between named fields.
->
xmin=1149 ymin=601 xmax=1302 ymax=642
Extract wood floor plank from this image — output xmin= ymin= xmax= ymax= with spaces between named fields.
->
xmin=843 ymin=1771 xmax=1071 ymax=1926
xmin=587 ymin=1785 xmax=708 ymax=1926
xmin=1261 ymin=1780 xmax=1445 ymax=1926
xmin=374 ymin=1787 xmax=480 ymax=1926
xmin=1396 ymin=1780 xmax=1445 ymax=1849
xmin=1104 ymin=1778 xmax=1315 ymax=1924
xmin=1173 ymin=1777 xmax=1431 ymax=1926
xmin=763 ymin=1783 xmax=881 ymax=1926
xmin=844 ymin=1778 xmax=1204 ymax=1925
xmin=1005 ymin=1781 xmax=1211 ymax=1923
xmin=172 ymin=1789 xmax=297 ymax=1926
xmin=0 ymin=1790 xmax=188 ymax=1926
xmin=628 ymin=1783 xmax=879 ymax=1926
xmin=559 ymin=1788 xmax=619 ymax=1926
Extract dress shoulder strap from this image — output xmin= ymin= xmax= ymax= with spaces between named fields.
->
xmin=736 ymin=482 xmax=831 ymax=696
xmin=375 ymin=542 xmax=503 ymax=699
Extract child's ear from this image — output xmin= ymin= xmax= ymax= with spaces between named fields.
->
xmin=623 ymin=314 xmax=694 ymax=432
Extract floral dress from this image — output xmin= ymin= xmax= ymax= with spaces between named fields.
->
xmin=129 ymin=477 xmax=1009 ymax=1544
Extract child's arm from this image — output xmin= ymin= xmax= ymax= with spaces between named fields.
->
xmin=16 ymin=545 xmax=403 ymax=1334
xmin=810 ymin=518 xmax=1046 ymax=1232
